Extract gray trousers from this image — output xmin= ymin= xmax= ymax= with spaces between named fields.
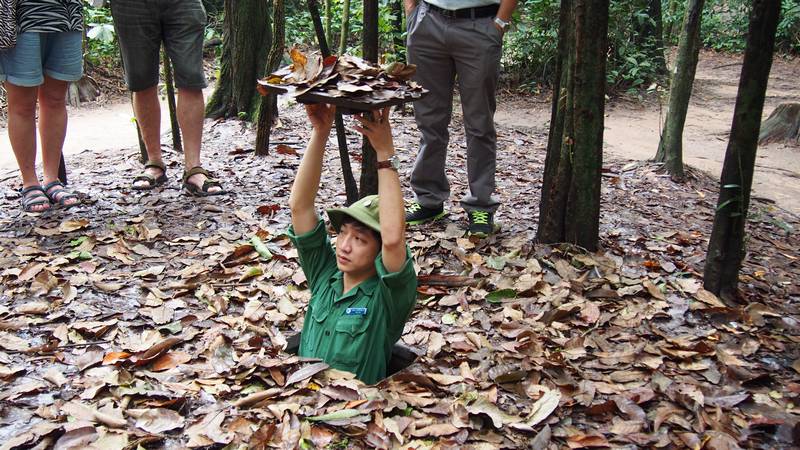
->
xmin=407 ymin=2 xmax=502 ymax=213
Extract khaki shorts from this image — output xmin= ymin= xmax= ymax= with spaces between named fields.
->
xmin=111 ymin=0 xmax=207 ymax=92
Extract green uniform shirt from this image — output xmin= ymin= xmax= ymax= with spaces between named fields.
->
xmin=287 ymin=220 xmax=418 ymax=384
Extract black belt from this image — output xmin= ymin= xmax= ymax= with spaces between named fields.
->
xmin=424 ymin=1 xmax=499 ymax=19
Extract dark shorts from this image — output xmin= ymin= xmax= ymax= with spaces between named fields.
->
xmin=111 ymin=0 xmax=207 ymax=92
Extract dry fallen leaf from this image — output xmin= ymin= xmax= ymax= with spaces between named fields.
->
xmin=128 ymin=408 xmax=185 ymax=433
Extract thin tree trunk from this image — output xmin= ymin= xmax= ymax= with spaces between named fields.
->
xmin=632 ymin=0 xmax=665 ymax=76
xmin=647 ymin=0 xmax=667 ymax=75
xmin=307 ymin=0 xmax=359 ymax=204
xmin=667 ymin=0 xmax=682 ymax=42
xmin=537 ymin=0 xmax=608 ymax=251
xmin=703 ymin=0 xmax=781 ymax=301
xmin=339 ymin=0 xmax=351 ymax=55
xmin=655 ymin=0 xmax=704 ymax=181
xmin=325 ymin=0 xmax=332 ymax=45
xmin=206 ymin=0 xmax=271 ymax=120
xmin=255 ymin=0 xmax=285 ymax=156
xmin=360 ymin=0 xmax=380 ymax=196
xmin=393 ymin=0 xmax=405 ymax=60
xmin=162 ymin=51 xmax=182 ymax=153
xmin=133 ymin=92 xmax=148 ymax=163
xmin=538 ymin=0 xmax=572 ymax=243
xmin=58 ymin=155 xmax=67 ymax=184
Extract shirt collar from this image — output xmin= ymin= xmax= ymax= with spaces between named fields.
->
xmin=331 ymin=271 xmax=379 ymax=303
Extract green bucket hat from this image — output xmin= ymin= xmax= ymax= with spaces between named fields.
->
xmin=327 ymin=195 xmax=381 ymax=233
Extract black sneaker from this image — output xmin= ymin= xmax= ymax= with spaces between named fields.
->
xmin=405 ymin=202 xmax=446 ymax=225
xmin=467 ymin=209 xmax=495 ymax=237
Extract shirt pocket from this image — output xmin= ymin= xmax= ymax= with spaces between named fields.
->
xmin=311 ymin=304 xmax=330 ymax=323
xmin=331 ymin=316 xmax=371 ymax=365
xmin=300 ymin=304 xmax=331 ymax=356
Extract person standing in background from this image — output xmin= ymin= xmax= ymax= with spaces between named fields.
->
xmin=403 ymin=0 xmax=517 ymax=237
xmin=0 ymin=0 xmax=84 ymax=212
xmin=111 ymin=0 xmax=225 ymax=196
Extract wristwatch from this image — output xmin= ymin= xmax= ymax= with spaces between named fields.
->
xmin=377 ymin=155 xmax=399 ymax=171
xmin=494 ymin=16 xmax=511 ymax=32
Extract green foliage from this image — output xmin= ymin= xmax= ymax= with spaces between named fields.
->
xmin=283 ymin=0 xmax=402 ymax=59
xmin=502 ymin=0 xmax=666 ymax=92
xmin=199 ymin=0 xmax=797 ymax=94
xmin=501 ymin=0 xmax=560 ymax=93
xmin=84 ymin=2 xmax=224 ymax=68
xmin=702 ymin=0 xmax=751 ymax=52
xmin=83 ymin=5 xmax=119 ymax=66
xmin=663 ymin=0 xmax=800 ymax=54
xmin=606 ymin=1 xmax=666 ymax=92
xmin=777 ymin=1 xmax=800 ymax=53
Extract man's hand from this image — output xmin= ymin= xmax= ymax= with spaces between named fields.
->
xmin=354 ymin=107 xmax=395 ymax=159
xmin=306 ymin=103 xmax=336 ymax=131
xmin=492 ymin=21 xmax=506 ymax=35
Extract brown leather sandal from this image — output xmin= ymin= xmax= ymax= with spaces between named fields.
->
xmin=182 ymin=166 xmax=226 ymax=197
xmin=132 ymin=160 xmax=168 ymax=190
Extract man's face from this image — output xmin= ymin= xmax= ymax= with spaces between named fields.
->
xmin=336 ymin=222 xmax=380 ymax=275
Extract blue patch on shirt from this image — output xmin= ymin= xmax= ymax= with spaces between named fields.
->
xmin=345 ymin=307 xmax=368 ymax=316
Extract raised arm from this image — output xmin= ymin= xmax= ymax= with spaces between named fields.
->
xmin=288 ymin=104 xmax=336 ymax=235
xmin=354 ymin=107 xmax=406 ymax=273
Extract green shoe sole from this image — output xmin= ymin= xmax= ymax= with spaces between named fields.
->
xmin=468 ymin=223 xmax=501 ymax=238
xmin=406 ymin=210 xmax=448 ymax=226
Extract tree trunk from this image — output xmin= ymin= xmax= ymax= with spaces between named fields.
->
xmin=359 ymin=0 xmax=380 ymax=197
xmin=339 ymin=0 xmax=352 ymax=55
xmin=163 ymin=51 xmax=183 ymax=153
xmin=631 ymin=0 xmax=666 ymax=76
xmin=325 ymin=0 xmax=332 ymax=45
xmin=654 ymin=0 xmax=704 ymax=181
xmin=58 ymin=155 xmax=67 ymax=184
xmin=393 ymin=0 xmax=405 ymax=61
xmin=703 ymin=0 xmax=781 ymax=302
xmin=646 ymin=0 xmax=667 ymax=75
xmin=666 ymin=0 xmax=682 ymax=42
xmin=308 ymin=0 xmax=359 ymax=204
xmin=133 ymin=93 xmax=148 ymax=163
xmin=205 ymin=0 xmax=271 ymax=120
xmin=537 ymin=0 xmax=608 ymax=251
xmin=255 ymin=0 xmax=286 ymax=156
xmin=758 ymin=103 xmax=800 ymax=145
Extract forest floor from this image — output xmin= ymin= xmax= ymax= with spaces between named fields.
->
xmin=0 ymin=51 xmax=799 ymax=449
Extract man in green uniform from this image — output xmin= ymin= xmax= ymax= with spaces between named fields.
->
xmin=287 ymin=104 xmax=417 ymax=384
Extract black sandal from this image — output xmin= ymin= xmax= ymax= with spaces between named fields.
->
xmin=43 ymin=180 xmax=81 ymax=209
xmin=21 ymin=185 xmax=51 ymax=213
xmin=132 ymin=160 xmax=168 ymax=190
xmin=182 ymin=166 xmax=226 ymax=197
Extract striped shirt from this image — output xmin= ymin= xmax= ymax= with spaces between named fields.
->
xmin=18 ymin=0 xmax=83 ymax=33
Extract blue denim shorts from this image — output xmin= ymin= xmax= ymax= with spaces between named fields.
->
xmin=0 ymin=31 xmax=84 ymax=87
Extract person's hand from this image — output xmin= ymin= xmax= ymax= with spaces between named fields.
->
xmin=306 ymin=103 xmax=336 ymax=130
xmin=354 ymin=107 xmax=394 ymax=159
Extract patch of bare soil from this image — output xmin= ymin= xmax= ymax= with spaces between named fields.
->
xmin=0 ymin=90 xmax=798 ymax=448
xmin=495 ymin=50 xmax=800 ymax=215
